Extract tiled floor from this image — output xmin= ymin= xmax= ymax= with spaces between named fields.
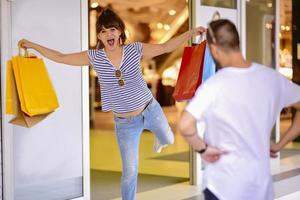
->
xmin=90 ymin=107 xmax=300 ymax=200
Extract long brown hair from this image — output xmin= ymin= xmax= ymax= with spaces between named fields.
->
xmin=96 ymin=8 xmax=126 ymax=49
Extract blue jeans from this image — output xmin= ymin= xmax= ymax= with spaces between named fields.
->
xmin=114 ymin=98 xmax=174 ymax=200
xmin=204 ymin=188 xmax=219 ymax=200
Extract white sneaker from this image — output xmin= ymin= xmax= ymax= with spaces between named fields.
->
xmin=153 ymin=137 xmax=167 ymax=153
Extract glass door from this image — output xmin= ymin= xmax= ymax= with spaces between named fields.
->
xmin=1 ymin=0 xmax=90 ymax=199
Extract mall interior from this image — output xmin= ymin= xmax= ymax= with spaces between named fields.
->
xmin=1 ymin=0 xmax=300 ymax=200
xmin=88 ymin=0 xmax=300 ymax=200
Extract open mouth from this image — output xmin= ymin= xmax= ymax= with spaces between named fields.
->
xmin=107 ymin=39 xmax=115 ymax=46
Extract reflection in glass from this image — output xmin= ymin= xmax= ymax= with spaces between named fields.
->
xmin=13 ymin=128 xmax=84 ymax=200
xmin=201 ymin=0 xmax=237 ymax=9
xmin=246 ymin=0 xmax=276 ymax=68
xmin=246 ymin=0 xmax=277 ymax=142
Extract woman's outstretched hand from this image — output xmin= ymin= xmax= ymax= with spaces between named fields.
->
xmin=191 ymin=26 xmax=206 ymax=37
xmin=18 ymin=39 xmax=34 ymax=49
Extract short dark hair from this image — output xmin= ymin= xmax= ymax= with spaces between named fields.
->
xmin=206 ymin=19 xmax=240 ymax=51
xmin=96 ymin=8 xmax=126 ymax=48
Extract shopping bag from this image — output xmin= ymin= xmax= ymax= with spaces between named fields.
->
xmin=202 ymin=45 xmax=216 ymax=82
xmin=5 ymin=48 xmax=58 ymax=127
xmin=13 ymin=48 xmax=59 ymax=116
xmin=6 ymin=60 xmax=16 ymax=115
xmin=173 ymin=40 xmax=206 ymax=101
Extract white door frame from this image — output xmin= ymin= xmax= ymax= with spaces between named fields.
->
xmin=0 ymin=0 xmax=90 ymax=199
xmin=272 ymin=0 xmax=281 ymax=167
xmin=1 ymin=0 xmax=15 ymax=199
xmin=190 ymin=0 xmax=241 ymax=185
xmin=80 ymin=0 xmax=91 ymax=199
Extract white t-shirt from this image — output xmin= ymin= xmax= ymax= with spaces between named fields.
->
xmin=186 ymin=63 xmax=300 ymax=200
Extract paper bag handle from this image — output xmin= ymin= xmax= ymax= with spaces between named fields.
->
xmin=18 ymin=46 xmax=29 ymax=58
xmin=194 ymin=33 xmax=206 ymax=45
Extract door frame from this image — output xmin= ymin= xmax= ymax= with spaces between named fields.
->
xmin=0 ymin=0 xmax=90 ymax=199
xmin=189 ymin=0 xmax=243 ymax=185
xmin=1 ymin=0 xmax=15 ymax=199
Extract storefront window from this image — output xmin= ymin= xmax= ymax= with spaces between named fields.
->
xmin=201 ymin=0 xmax=236 ymax=9
xmin=246 ymin=0 xmax=276 ymax=68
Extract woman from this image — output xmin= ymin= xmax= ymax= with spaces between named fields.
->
xmin=19 ymin=8 xmax=205 ymax=200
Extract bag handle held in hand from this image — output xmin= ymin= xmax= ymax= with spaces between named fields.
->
xmin=18 ymin=46 xmax=29 ymax=58
xmin=193 ymin=33 xmax=206 ymax=45
xmin=197 ymin=33 xmax=206 ymax=44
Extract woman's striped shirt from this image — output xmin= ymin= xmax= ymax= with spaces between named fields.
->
xmin=88 ymin=42 xmax=153 ymax=114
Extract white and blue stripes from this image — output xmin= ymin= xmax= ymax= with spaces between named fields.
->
xmin=88 ymin=42 xmax=153 ymax=114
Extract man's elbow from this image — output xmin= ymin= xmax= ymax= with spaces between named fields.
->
xmin=177 ymin=119 xmax=184 ymax=134
xmin=178 ymin=111 xmax=198 ymax=136
xmin=178 ymin=117 xmax=189 ymax=135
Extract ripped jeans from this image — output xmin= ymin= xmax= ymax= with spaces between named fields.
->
xmin=114 ymin=98 xmax=174 ymax=200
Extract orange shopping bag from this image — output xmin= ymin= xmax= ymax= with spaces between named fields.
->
xmin=173 ymin=40 xmax=206 ymax=101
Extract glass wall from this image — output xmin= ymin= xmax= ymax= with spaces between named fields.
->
xmin=246 ymin=0 xmax=277 ymax=141
xmin=246 ymin=0 xmax=276 ymax=68
xmin=11 ymin=0 xmax=84 ymax=199
xmin=246 ymin=0 xmax=300 ymax=155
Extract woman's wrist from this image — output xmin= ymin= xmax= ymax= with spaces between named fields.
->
xmin=28 ymin=42 xmax=37 ymax=49
xmin=190 ymin=29 xmax=197 ymax=37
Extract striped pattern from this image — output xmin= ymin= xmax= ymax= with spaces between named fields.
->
xmin=88 ymin=42 xmax=153 ymax=114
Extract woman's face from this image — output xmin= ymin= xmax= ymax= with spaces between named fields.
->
xmin=98 ymin=26 xmax=121 ymax=51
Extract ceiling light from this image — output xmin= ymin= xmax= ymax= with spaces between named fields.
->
xmin=157 ymin=23 xmax=163 ymax=29
xmin=164 ymin=24 xmax=170 ymax=31
xmin=286 ymin=26 xmax=290 ymax=31
xmin=91 ymin=2 xmax=99 ymax=8
xmin=281 ymin=25 xmax=286 ymax=31
xmin=125 ymin=29 xmax=130 ymax=38
xmin=267 ymin=3 xmax=272 ymax=8
xmin=265 ymin=23 xmax=272 ymax=29
xmin=169 ymin=10 xmax=176 ymax=16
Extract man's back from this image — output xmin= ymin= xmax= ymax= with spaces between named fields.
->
xmin=186 ymin=63 xmax=300 ymax=200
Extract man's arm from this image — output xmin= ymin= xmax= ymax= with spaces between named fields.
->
xmin=178 ymin=111 xmax=227 ymax=163
xmin=271 ymin=102 xmax=300 ymax=157
xmin=178 ymin=111 xmax=206 ymax=150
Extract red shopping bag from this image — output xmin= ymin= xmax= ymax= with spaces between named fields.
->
xmin=173 ymin=40 xmax=206 ymax=101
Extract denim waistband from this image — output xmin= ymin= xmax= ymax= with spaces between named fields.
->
xmin=113 ymin=98 xmax=155 ymax=122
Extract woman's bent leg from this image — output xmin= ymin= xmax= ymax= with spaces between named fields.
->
xmin=143 ymin=99 xmax=174 ymax=152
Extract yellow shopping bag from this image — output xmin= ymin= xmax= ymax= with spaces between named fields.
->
xmin=6 ymin=47 xmax=59 ymax=127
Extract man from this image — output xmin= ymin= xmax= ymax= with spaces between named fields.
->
xmin=178 ymin=19 xmax=300 ymax=200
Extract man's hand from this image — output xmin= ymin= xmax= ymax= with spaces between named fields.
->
xmin=201 ymin=146 xmax=228 ymax=163
xmin=270 ymin=142 xmax=281 ymax=158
